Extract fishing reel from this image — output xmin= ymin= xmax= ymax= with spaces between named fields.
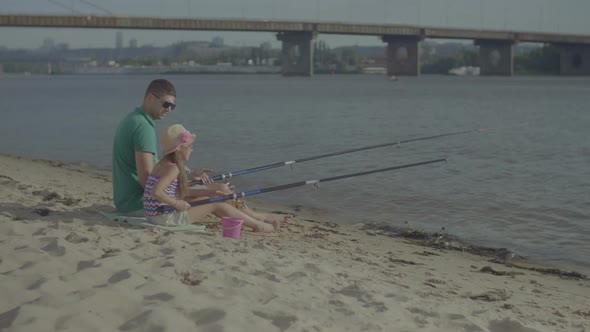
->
xmin=225 ymin=182 xmax=246 ymax=209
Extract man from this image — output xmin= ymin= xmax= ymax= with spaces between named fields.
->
xmin=112 ymin=79 xmax=179 ymax=214
xmin=112 ymin=79 xmax=278 ymax=222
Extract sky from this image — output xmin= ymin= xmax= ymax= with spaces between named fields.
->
xmin=1 ymin=0 xmax=589 ymax=49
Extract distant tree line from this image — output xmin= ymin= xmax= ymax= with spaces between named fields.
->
xmin=421 ymin=44 xmax=560 ymax=75
xmin=0 ymin=39 xmax=564 ymax=75
xmin=422 ymin=46 xmax=478 ymax=74
xmin=313 ymin=40 xmax=362 ymax=74
xmin=514 ymin=45 xmax=560 ymax=75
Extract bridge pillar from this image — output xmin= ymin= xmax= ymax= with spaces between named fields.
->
xmin=558 ymin=44 xmax=590 ymax=75
xmin=475 ymin=39 xmax=514 ymax=76
xmin=276 ymin=31 xmax=316 ymax=76
xmin=382 ymin=35 xmax=422 ymax=76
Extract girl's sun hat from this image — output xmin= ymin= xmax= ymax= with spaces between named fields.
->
xmin=160 ymin=124 xmax=196 ymax=155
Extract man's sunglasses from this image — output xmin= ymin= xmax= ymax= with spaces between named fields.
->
xmin=152 ymin=93 xmax=176 ymax=110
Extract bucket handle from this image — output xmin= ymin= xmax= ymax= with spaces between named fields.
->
xmin=223 ymin=223 xmax=243 ymax=231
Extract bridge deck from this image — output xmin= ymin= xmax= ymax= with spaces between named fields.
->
xmin=1 ymin=15 xmax=590 ymax=44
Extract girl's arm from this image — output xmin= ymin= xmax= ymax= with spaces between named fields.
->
xmin=186 ymin=183 xmax=232 ymax=199
xmin=186 ymin=188 xmax=221 ymax=198
xmin=150 ymin=165 xmax=185 ymax=210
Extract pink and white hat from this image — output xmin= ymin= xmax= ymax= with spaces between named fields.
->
xmin=160 ymin=124 xmax=196 ymax=155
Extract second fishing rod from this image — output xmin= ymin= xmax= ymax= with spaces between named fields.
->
xmin=190 ymin=123 xmax=527 ymax=186
xmin=161 ymin=158 xmax=447 ymax=213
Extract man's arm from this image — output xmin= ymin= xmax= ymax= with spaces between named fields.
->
xmin=135 ymin=151 xmax=154 ymax=188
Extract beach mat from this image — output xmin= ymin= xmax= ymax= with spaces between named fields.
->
xmin=99 ymin=211 xmax=207 ymax=232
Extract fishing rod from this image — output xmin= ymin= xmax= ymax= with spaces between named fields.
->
xmin=190 ymin=123 xmax=526 ymax=186
xmin=162 ymin=158 xmax=446 ymax=213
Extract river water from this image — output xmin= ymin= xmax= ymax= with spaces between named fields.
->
xmin=1 ymin=74 xmax=588 ymax=273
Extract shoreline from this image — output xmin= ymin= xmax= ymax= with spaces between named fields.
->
xmin=2 ymin=152 xmax=587 ymax=276
xmin=1 ymin=153 xmax=589 ymax=331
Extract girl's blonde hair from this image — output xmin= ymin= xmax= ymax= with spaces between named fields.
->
xmin=164 ymin=151 xmax=189 ymax=199
xmin=159 ymin=124 xmax=196 ymax=199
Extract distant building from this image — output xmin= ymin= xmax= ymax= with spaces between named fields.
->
xmin=55 ymin=43 xmax=69 ymax=51
xmin=116 ymin=31 xmax=123 ymax=49
xmin=363 ymin=54 xmax=387 ymax=67
xmin=362 ymin=67 xmax=387 ymax=74
xmin=173 ymin=41 xmax=224 ymax=58
xmin=129 ymin=38 xmax=138 ymax=49
xmin=40 ymin=37 xmax=55 ymax=51
xmin=211 ymin=36 xmax=224 ymax=48
xmin=360 ymin=54 xmax=387 ymax=74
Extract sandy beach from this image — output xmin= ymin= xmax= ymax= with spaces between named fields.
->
xmin=0 ymin=154 xmax=588 ymax=332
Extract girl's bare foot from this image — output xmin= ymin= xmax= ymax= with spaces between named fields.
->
xmin=262 ymin=213 xmax=293 ymax=227
xmin=254 ymin=222 xmax=276 ymax=233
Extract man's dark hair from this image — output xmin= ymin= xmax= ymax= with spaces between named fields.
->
xmin=145 ymin=79 xmax=176 ymax=98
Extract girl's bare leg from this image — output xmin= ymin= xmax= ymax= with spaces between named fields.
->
xmin=186 ymin=203 xmax=277 ymax=232
xmin=188 ymin=198 xmax=290 ymax=228
xmin=237 ymin=203 xmax=292 ymax=226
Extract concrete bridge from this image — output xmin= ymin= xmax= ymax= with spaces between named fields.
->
xmin=1 ymin=14 xmax=590 ymax=76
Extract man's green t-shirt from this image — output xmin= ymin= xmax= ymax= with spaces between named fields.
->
xmin=112 ymin=107 xmax=158 ymax=213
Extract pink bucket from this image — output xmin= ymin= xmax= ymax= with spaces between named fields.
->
xmin=222 ymin=217 xmax=243 ymax=239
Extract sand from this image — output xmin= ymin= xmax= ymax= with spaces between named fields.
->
xmin=0 ymin=154 xmax=588 ymax=332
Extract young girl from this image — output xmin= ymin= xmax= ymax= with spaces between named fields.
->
xmin=143 ymin=124 xmax=279 ymax=232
